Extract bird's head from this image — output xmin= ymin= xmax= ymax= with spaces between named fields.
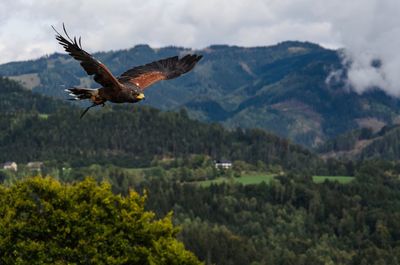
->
xmin=135 ymin=92 xmax=145 ymax=101
xmin=131 ymin=90 xmax=145 ymax=102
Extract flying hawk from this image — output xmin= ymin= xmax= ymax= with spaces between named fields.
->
xmin=53 ymin=24 xmax=202 ymax=118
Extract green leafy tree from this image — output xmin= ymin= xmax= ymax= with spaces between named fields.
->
xmin=0 ymin=177 xmax=201 ymax=265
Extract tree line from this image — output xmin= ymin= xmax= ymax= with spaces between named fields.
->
xmin=0 ymin=77 xmax=331 ymax=174
xmin=137 ymin=160 xmax=400 ymax=265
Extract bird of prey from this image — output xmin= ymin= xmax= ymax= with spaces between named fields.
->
xmin=52 ymin=24 xmax=202 ymax=118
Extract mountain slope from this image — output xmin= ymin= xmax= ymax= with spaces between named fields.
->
xmin=0 ymin=78 xmax=323 ymax=172
xmin=317 ymin=124 xmax=400 ymax=160
xmin=2 ymin=41 xmax=400 ymax=147
xmin=0 ymin=77 xmax=64 ymax=113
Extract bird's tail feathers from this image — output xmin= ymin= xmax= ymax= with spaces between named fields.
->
xmin=65 ymin=87 xmax=105 ymax=118
xmin=65 ymin=87 xmax=99 ymax=101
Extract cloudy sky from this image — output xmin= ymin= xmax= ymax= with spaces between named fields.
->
xmin=1 ymin=0 xmax=400 ymax=95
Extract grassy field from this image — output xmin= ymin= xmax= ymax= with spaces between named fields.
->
xmin=197 ymin=174 xmax=354 ymax=186
xmin=123 ymin=167 xmax=147 ymax=174
xmin=38 ymin=114 xmax=49 ymax=120
xmin=198 ymin=174 xmax=275 ymax=187
xmin=312 ymin=176 xmax=354 ymax=184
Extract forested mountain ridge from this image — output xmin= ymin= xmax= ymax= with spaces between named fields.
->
xmin=0 ymin=77 xmax=64 ymax=114
xmin=318 ymin=124 xmax=400 ymax=160
xmin=0 ymin=78 xmax=324 ymax=173
xmin=2 ymin=41 xmax=400 ymax=147
xmin=2 ymin=78 xmax=400 ymax=265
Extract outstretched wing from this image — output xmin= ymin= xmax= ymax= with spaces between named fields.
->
xmin=53 ymin=24 xmax=121 ymax=90
xmin=118 ymin=54 xmax=202 ymax=90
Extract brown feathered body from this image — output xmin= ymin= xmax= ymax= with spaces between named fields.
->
xmin=53 ymin=24 xmax=202 ymax=117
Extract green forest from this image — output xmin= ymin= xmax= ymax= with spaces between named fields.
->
xmin=0 ymin=77 xmax=330 ymax=174
xmin=141 ymin=160 xmax=400 ymax=265
xmin=1 ymin=77 xmax=400 ymax=264
xmin=0 ymin=177 xmax=201 ymax=265
xmin=2 ymin=159 xmax=400 ymax=264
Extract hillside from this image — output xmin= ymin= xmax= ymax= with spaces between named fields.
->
xmin=140 ymin=163 xmax=400 ymax=265
xmin=0 ymin=78 xmax=323 ymax=173
xmin=0 ymin=77 xmax=64 ymax=113
xmin=318 ymin=124 xmax=400 ymax=160
xmin=2 ymin=41 xmax=400 ymax=147
xmin=2 ymin=79 xmax=400 ymax=265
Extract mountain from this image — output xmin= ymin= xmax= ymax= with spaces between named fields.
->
xmin=318 ymin=124 xmax=400 ymax=160
xmin=0 ymin=78 xmax=325 ymax=173
xmin=2 ymin=41 xmax=400 ymax=147
xmin=0 ymin=77 xmax=63 ymax=114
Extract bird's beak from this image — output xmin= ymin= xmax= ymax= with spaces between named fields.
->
xmin=136 ymin=93 xmax=145 ymax=100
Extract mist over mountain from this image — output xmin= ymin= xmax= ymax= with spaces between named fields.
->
xmin=2 ymin=41 xmax=400 ymax=147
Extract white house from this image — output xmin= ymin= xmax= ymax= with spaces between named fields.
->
xmin=2 ymin=161 xmax=18 ymax=171
xmin=27 ymin=161 xmax=44 ymax=172
xmin=214 ymin=160 xmax=232 ymax=169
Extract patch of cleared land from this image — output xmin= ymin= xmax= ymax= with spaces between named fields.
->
xmin=8 ymin=73 xmax=40 ymax=90
xmin=197 ymin=174 xmax=354 ymax=186
xmin=312 ymin=175 xmax=354 ymax=184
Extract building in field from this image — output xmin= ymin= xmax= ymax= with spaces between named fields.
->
xmin=1 ymin=161 xmax=18 ymax=171
xmin=27 ymin=161 xmax=44 ymax=172
xmin=214 ymin=160 xmax=232 ymax=169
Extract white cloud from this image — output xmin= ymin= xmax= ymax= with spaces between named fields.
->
xmin=0 ymin=0 xmax=339 ymax=64
xmin=314 ymin=0 xmax=400 ymax=96
xmin=0 ymin=0 xmax=400 ymax=96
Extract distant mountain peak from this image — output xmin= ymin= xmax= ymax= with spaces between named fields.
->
xmin=2 ymin=41 xmax=400 ymax=148
xmin=275 ymin=40 xmax=324 ymax=50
